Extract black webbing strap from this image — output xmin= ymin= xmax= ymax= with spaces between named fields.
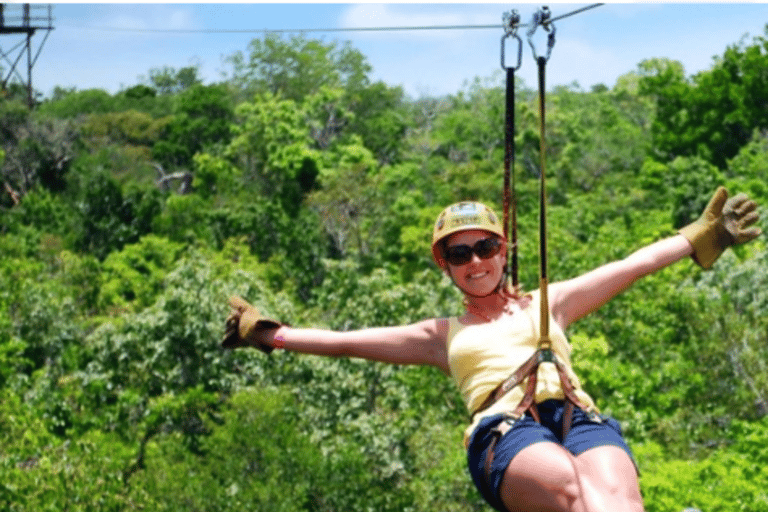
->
xmin=501 ymin=10 xmax=522 ymax=289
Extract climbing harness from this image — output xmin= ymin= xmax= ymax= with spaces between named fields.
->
xmin=481 ymin=6 xmax=601 ymax=488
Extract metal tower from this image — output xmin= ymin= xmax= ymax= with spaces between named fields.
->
xmin=0 ymin=3 xmax=53 ymax=107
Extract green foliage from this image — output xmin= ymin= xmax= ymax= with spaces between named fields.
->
xmin=307 ymin=138 xmax=384 ymax=258
xmin=638 ymin=424 xmax=768 ymax=512
xmin=85 ymin=254 xmax=253 ymax=397
xmin=347 ymin=81 xmax=409 ymax=164
xmin=226 ymin=92 xmax=319 ymax=210
xmin=639 ymin=156 xmax=725 ymax=227
xmin=98 ymin=235 xmax=185 ymax=312
xmin=432 ymin=77 xmax=505 ymax=163
xmin=146 ymin=64 xmax=202 ymax=95
xmin=726 ymin=130 xmax=768 ymax=198
xmin=74 ymin=171 xmax=164 ymax=259
xmin=641 ymin=30 xmax=768 ymax=168
xmin=0 ymin=97 xmax=29 ymax=143
xmin=226 ymin=33 xmax=371 ymax=102
xmin=191 ymin=152 xmax=239 ymax=198
xmin=311 ymin=258 xmax=463 ymax=330
xmin=202 ymin=197 xmax=331 ymax=298
xmin=4 ymin=30 xmax=768 ymax=512
xmin=38 ymin=86 xmax=173 ymax=118
xmin=152 ymin=83 xmax=234 ymax=168
xmin=36 ymin=88 xmax=117 ymax=117
xmin=1 ymin=116 xmax=78 ymax=198
xmin=549 ymin=86 xmax=649 ymax=195
xmin=2 ymin=187 xmax=78 ymax=242
xmin=80 ymin=110 xmax=170 ymax=148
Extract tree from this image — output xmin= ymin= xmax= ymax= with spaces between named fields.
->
xmin=306 ymin=139 xmax=383 ymax=258
xmin=347 ymin=81 xmax=409 ymax=164
xmin=639 ymin=30 xmax=768 ymax=168
xmin=225 ymin=92 xmax=318 ymax=211
xmin=1 ymin=116 xmax=78 ymax=202
xmin=146 ymin=65 xmax=202 ymax=95
xmin=36 ymin=88 xmax=117 ymax=117
xmin=225 ymin=33 xmax=371 ymax=102
xmin=152 ymin=83 xmax=234 ymax=168
xmin=74 ymin=172 xmax=163 ymax=260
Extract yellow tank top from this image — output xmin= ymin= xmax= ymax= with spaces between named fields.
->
xmin=447 ymin=290 xmax=596 ymax=446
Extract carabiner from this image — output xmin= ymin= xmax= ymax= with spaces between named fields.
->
xmin=500 ymin=10 xmax=523 ymax=71
xmin=526 ymin=6 xmax=556 ymax=63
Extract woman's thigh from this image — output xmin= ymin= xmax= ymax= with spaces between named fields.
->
xmin=498 ymin=443 xmax=644 ymax=512
xmin=498 ymin=441 xmax=587 ymax=512
xmin=575 ymin=445 xmax=644 ymax=511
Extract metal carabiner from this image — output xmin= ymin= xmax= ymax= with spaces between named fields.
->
xmin=500 ymin=10 xmax=523 ymax=71
xmin=526 ymin=6 xmax=556 ymax=63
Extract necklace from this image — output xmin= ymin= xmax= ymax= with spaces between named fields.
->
xmin=464 ymin=294 xmax=518 ymax=323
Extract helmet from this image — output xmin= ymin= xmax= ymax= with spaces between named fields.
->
xmin=431 ymin=201 xmax=504 ymax=266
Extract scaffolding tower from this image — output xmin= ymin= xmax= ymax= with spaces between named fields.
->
xmin=0 ymin=3 xmax=53 ymax=107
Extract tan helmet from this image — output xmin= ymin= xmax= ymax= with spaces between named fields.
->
xmin=431 ymin=201 xmax=505 ymax=266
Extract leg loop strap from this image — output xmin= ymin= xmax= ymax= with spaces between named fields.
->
xmin=484 ymin=415 xmax=520 ymax=486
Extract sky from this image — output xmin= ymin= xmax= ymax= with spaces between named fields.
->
xmin=5 ymin=2 xmax=768 ymax=100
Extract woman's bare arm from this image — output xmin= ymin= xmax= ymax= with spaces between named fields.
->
xmin=259 ymin=318 xmax=451 ymax=374
xmin=550 ymin=234 xmax=694 ymax=330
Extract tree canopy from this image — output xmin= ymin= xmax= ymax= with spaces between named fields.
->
xmin=1 ymin=29 xmax=767 ymax=512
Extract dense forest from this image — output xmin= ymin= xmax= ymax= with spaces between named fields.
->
xmin=2 ymin=28 xmax=768 ymax=511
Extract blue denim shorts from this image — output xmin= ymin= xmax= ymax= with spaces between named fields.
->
xmin=466 ymin=400 xmax=636 ymax=512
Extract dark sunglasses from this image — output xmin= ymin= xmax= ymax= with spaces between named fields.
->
xmin=443 ymin=237 xmax=502 ymax=266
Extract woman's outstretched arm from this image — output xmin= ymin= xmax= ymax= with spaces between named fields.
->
xmin=551 ymin=187 xmax=761 ymax=330
xmin=266 ymin=320 xmax=450 ymax=372
xmin=550 ymin=234 xmax=693 ymax=330
xmin=226 ymin=301 xmax=451 ymax=374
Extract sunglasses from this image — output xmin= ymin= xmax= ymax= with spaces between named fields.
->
xmin=443 ymin=237 xmax=502 ymax=266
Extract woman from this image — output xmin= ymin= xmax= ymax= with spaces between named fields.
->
xmin=222 ymin=187 xmax=760 ymax=512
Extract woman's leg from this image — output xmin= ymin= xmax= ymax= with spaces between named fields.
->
xmin=498 ymin=441 xmax=588 ymax=512
xmin=575 ymin=445 xmax=644 ymax=512
xmin=497 ymin=443 xmax=643 ymax=512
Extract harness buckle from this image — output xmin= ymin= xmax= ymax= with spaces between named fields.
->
xmin=492 ymin=413 xmax=521 ymax=437
xmin=538 ymin=348 xmax=554 ymax=363
xmin=586 ymin=409 xmax=603 ymax=423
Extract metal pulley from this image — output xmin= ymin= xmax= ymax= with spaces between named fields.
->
xmin=526 ymin=6 xmax=556 ymax=63
xmin=500 ymin=10 xmax=523 ymax=71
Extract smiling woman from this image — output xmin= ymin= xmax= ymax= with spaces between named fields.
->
xmin=223 ymin=190 xmax=761 ymax=511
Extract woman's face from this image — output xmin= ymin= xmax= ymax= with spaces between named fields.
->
xmin=443 ymin=229 xmax=506 ymax=298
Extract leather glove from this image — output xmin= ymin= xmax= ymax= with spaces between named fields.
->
xmin=222 ymin=296 xmax=284 ymax=353
xmin=679 ymin=187 xmax=762 ymax=269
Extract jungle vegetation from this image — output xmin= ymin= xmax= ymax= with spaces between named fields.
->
xmin=2 ymin=30 xmax=768 ymax=511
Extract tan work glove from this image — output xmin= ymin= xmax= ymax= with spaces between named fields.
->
xmin=679 ymin=187 xmax=762 ymax=269
xmin=222 ymin=296 xmax=284 ymax=353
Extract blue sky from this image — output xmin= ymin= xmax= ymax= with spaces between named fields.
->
xmin=12 ymin=3 xmax=768 ymax=99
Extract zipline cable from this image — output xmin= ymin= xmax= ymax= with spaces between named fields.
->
xmin=549 ymin=3 xmax=604 ymax=23
xmin=63 ymin=4 xmax=603 ymax=35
